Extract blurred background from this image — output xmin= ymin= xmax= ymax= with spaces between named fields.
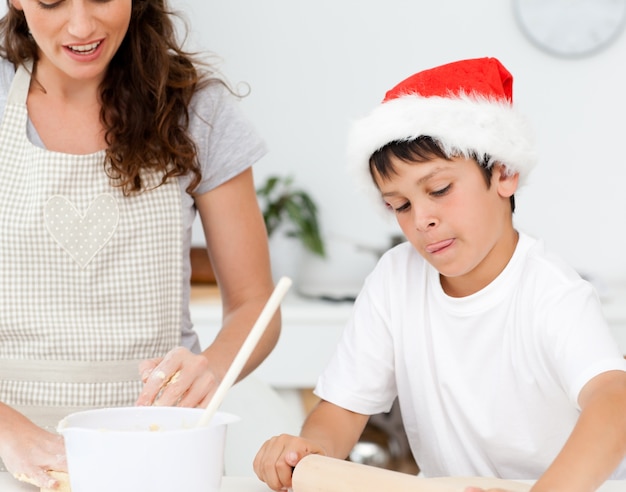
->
xmin=178 ymin=0 xmax=626 ymax=293
xmin=2 ymin=0 xmax=621 ymax=291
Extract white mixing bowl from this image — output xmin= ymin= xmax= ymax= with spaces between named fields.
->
xmin=58 ymin=406 xmax=239 ymax=492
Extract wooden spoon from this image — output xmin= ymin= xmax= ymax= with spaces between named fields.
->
xmin=196 ymin=276 xmax=292 ymax=427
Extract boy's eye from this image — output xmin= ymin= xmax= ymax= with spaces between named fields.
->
xmin=431 ymin=184 xmax=451 ymax=197
xmin=394 ymin=202 xmax=411 ymax=213
xmin=384 ymin=201 xmax=410 ymax=213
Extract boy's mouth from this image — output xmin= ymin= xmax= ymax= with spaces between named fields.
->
xmin=425 ymin=239 xmax=454 ymax=254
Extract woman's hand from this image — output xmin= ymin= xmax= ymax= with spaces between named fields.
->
xmin=0 ymin=405 xmax=66 ymax=489
xmin=135 ymin=346 xmax=218 ymax=408
xmin=253 ymin=434 xmax=326 ymax=491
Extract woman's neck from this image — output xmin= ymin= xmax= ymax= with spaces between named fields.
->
xmin=27 ymin=60 xmax=107 ymax=154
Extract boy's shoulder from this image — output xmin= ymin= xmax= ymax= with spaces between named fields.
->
xmin=515 ymin=232 xmax=597 ymax=307
xmin=520 ymin=233 xmax=584 ymax=284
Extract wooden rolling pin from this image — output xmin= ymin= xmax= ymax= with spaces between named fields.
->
xmin=292 ymin=455 xmax=532 ymax=492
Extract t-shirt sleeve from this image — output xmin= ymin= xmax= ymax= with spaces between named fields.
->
xmin=314 ymin=264 xmax=398 ymax=415
xmin=188 ymin=81 xmax=267 ymax=195
xmin=540 ymin=278 xmax=626 ymax=408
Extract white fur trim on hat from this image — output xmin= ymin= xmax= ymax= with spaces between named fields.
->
xmin=346 ymin=92 xmax=537 ymax=202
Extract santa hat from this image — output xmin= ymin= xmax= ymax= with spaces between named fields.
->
xmin=347 ymin=57 xmax=537 ymax=199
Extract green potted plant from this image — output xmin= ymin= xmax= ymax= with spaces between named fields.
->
xmin=256 ymin=175 xmax=325 ymax=257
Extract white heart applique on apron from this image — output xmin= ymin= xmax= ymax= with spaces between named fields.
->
xmin=44 ymin=194 xmax=119 ymax=269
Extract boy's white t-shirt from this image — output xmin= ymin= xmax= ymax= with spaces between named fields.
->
xmin=315 ymin=232 xmax=626 ymax=479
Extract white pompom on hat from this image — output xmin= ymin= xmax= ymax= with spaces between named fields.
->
xmin=347 ymin=57 xmax=537 ymax=199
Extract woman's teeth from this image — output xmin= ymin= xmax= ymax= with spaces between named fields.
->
xmin=68 ymin=42 xmax=100 ymax=54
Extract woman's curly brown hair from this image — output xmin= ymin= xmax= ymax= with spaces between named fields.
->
xmin=0 ymin=0 xmax=220 ymax=195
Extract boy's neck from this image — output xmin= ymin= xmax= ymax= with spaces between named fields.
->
xmin=440 ymin=229 xmax=519 ymax=298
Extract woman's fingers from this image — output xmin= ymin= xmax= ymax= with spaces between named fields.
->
xmin=135 ymin=347 xmax=216 ymax=407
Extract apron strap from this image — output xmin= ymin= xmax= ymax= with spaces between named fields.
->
xmin=6 ymin=59 xmax=33 ymax=106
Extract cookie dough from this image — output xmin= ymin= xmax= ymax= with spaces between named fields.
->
xmin=42 ymin=471 xmax=71 ymax=492
xmin=14 ymin=470 xmax=71 ymax=492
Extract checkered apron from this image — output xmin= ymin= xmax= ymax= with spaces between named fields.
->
xmin=0 ymin=62 xmax=182 ymax=459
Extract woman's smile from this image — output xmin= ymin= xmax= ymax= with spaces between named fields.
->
xmin=65 ymin=40 xmax=102 ymax=55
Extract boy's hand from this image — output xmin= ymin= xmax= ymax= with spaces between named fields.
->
xmin=253 ymin=434 xmax=326 ymax=491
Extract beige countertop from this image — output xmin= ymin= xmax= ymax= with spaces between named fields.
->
xmin=0 ymin=474 xmax=272 ymax=492
xmin=2 ymin=473 xmax=626 ymax=491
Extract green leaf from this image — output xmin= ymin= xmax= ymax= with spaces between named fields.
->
xmin=256 ymin=175 xmax=325 ymax=257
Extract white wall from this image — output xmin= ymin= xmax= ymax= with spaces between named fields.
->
xmin=4 ymin=2 xmax=623 ymax=284
xmin=177 ymin=0 xmax=626 ymax=285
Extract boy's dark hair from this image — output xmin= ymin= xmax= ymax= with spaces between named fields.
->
xmin=369 ymin=136 xmax=516 ymax=213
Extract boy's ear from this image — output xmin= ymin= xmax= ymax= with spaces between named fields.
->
xmin=494 ymin=163 xmax=519 ymax=198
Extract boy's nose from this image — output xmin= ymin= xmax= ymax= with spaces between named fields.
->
xmin=413 ymin=210 xmax=438 ymax=232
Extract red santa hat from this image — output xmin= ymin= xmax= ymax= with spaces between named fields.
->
xmin=347 ymin=57 xmax=537 ymax=199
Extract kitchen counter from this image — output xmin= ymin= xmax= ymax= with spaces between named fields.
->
xmin=1 ymin=473 xmax=625 ymax=491
xmin=0 ymin=474 xmax=269 ymax=492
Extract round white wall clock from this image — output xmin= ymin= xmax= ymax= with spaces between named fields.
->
xmin=513 ymin=0 xmax=626 ymax=58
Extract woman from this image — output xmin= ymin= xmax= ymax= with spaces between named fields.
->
xmin=0 ymin=0 xmax=279 ymax=488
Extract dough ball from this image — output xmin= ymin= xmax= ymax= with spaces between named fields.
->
xmin=41 ymin=471 xmax=71 ymax=492
xmin=13 ymin=471 xmax=70 ymax=492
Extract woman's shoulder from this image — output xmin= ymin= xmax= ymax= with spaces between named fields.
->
xmin=0 ymin=57 xmax=15 ymax=97
xmin=0 ymin=56 xmax=15 ymax=77
xmin=187 ymin=79 xmax=247 ymax=138
xmin=190 ymin=77 xmax=235 ymax=115
xmin=0 ymin=58 xmax=16 ymax=121
xmin=186 ymin=75 xmax=267 ymax=194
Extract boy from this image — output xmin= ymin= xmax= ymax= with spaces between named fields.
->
xmin=253 ymin=58 xmax=626 ymax=492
